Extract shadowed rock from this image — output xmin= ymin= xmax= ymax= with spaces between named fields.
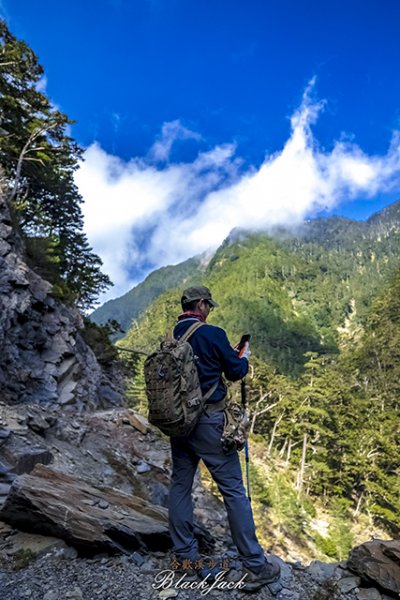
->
xmin=0 ymin=464 xmax=171 ymax=555
xmin=347 ymin=539 xmax=400 ymax=595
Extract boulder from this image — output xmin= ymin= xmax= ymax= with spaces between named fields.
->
xmin=1 ymin=441 xmax=53 ymax=475
xmin=357 ymin=589 xmax=382 ymax=600
xmin=121 ymin=410 xmax=150 ymax=435
xmin=307 ymin=559 xmax=337 ymax=583
xmin=348 ymin=539 xmax=400 ymax=595
xmin=337 ymin=575 xmax=362 ymax=593
xmin=1 ymin=530 xmax=68 ymax=559
xmin=0 ymin=464 xmax=171 ymax=555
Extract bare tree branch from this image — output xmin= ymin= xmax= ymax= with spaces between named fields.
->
xmin=7 ymin=123 xmax=56 ymax=204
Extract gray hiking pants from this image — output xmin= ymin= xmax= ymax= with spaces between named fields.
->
xmin=168 ymin=410 xmax=265 ymax=570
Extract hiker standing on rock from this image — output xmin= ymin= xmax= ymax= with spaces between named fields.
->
xmin=168 ymin=285 xmax=281 ymax=592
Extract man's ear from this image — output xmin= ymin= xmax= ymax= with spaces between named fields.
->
xmin=196 ymin=300 xmax=203 ymax=311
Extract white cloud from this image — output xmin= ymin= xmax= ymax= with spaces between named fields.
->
xmin=75 ymin=88 xmax=400 ymax=303
xmin=76 ymin=138 xmax=240 ymax=299
xmin=149 ymin=119 xmax=203 ymax=162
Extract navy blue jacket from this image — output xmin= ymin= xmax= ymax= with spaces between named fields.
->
xmin=173 ymin=317 xmax=249 ymax=403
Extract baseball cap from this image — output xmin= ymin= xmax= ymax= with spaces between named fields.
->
xmin=181 ymin=285 xmax=218 ymax=307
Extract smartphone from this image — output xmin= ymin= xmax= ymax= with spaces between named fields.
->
xmin=237 ymin=334 xmax=251 ymax=356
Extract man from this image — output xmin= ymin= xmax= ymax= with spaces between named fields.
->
xmin=168 ymin=285 xmax=280 ymax=592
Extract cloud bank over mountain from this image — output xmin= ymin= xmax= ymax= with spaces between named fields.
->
xmin=76 ymin=85 xmax=400 ymax=302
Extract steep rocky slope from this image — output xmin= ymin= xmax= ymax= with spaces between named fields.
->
xmin=0 ymin=402 xmax=399 ymax=600
xmin=0 ymin=194 xmax=123 ymax=410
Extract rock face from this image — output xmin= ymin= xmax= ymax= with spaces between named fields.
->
xmin=0 ymin=464 xmax=171 ymax=555
xmin=0 ymin=194 xmax=123 ymax=409
xmin=347 ymin=539 xmax=400 ymax=595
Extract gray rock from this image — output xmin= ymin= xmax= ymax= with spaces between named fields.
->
xmin=43 ymin=592 xmax=59 ymax=600
xmin=269 ymin=554 xmax=293 ymax=588
xmin=348 ymin=540 xmax=400 ymax=595
xmin=58 ymin=378 xmax=78 ymax=405
xmin=0 ymin=483 xmax=11 ymax=495
xmin=58 ymin=357 xmax=78 ymax=380
xmin=307 ymin=559 xmax=337 ymax=583
xmin=2 ymin=530 xmax=68 ymax=559
xmin=26 ymin=413 xmax=51 ymax=435
xmin=357 ymin=588 xmax=382 ymax=600
xmin=99 ymin=384 xmax=124 ymax=406
xmin=137 ymin=462 xmax=151 ymax=474
xmin=53 ymin=545 xmax=79 ymax=560
xmin=268 ymin=578 xmax=284 ymax=595
xmin=336 ymin=566 xmax=355 ymax=578
xmin=337 ymin=575 xmax=361 ymax=593
xmin=0 ymin=428 xmax=11 ymax=445
xmin=65 ymin=587 xmax=83 ymax=599
xmin=9 ymin=446 xmax=53 ymax=475
xmin=159 ymin=590 xmax=178 ymax=599
xmin=0 ymin=239 xmax=11 ymax=256
xmin=0 ymin=464 xmax=171 ymax=555
xmin=276 ymin=591 xmax=301 ymax=600
xmin=0 ymin=458 xmax=12 ymax=475
xmin=131 ymin=551 xmax=146 ymax=566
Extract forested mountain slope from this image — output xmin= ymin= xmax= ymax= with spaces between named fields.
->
xmin=95 ymin=201 xmax=400 ymax=354
xmin=90 ymin=256 xmax=204 ymax=338
xmin=116 ymin=202 xmax=400 ymax=371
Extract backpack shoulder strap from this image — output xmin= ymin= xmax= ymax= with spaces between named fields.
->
xmin=175 ymin=321 xmax=218 ymax=401
xmin=177 ymin=320 xmax=205 ymax=343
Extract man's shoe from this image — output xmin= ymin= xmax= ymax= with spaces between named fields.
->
xmin=197 ymin=564 xmax=226 ymax=583
xmin=242 ymin=558 xmax=281 ymax=593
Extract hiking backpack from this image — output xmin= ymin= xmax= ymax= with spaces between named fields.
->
xmin=144 ymin=321 xmax=216 ymax=436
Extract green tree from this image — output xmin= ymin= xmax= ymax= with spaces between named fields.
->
xmin=0 ymin=20 xmax=111 ymax=309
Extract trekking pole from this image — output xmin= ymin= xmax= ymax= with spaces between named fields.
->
xmin=241 ymin=378 xmax=251 ymax=503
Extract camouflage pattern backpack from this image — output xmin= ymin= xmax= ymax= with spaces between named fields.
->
xmin=144 ymin=321 xmax=217 ymax=437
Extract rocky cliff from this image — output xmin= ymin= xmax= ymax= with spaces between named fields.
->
xmin=0 ymin=193 xmax=123 ymax=410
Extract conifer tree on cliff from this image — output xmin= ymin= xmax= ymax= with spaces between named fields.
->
xmin=0 ymin=20 xmax=111 ymax=309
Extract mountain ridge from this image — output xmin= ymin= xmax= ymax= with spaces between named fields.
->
xmin=92 ymin=199 xmax=400 ymax=345
xmin=90 ymin=255 xmax=205 ymax=338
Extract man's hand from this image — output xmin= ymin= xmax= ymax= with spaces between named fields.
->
xmin=239 ymin=341 xmax=251 ymax=360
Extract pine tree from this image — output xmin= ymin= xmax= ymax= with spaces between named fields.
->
xmin=0 ymin=20 xmax=111 ymax=309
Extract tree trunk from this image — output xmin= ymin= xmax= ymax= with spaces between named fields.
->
xmin=279 ymin=437 xmax=288 ymax=459
xmin=296 ymin=432 xmax=308 ymax=493
xmin=267 ymin=412 xmax=283 ymax=456
xmin=285 ymin=438 xmax=292 ymax=465
xmin=354 ymin=493 xmax=363 ymax=516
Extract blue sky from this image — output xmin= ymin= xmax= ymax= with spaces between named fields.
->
xmin=2 ymin=0 xmax=400 ymax=300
